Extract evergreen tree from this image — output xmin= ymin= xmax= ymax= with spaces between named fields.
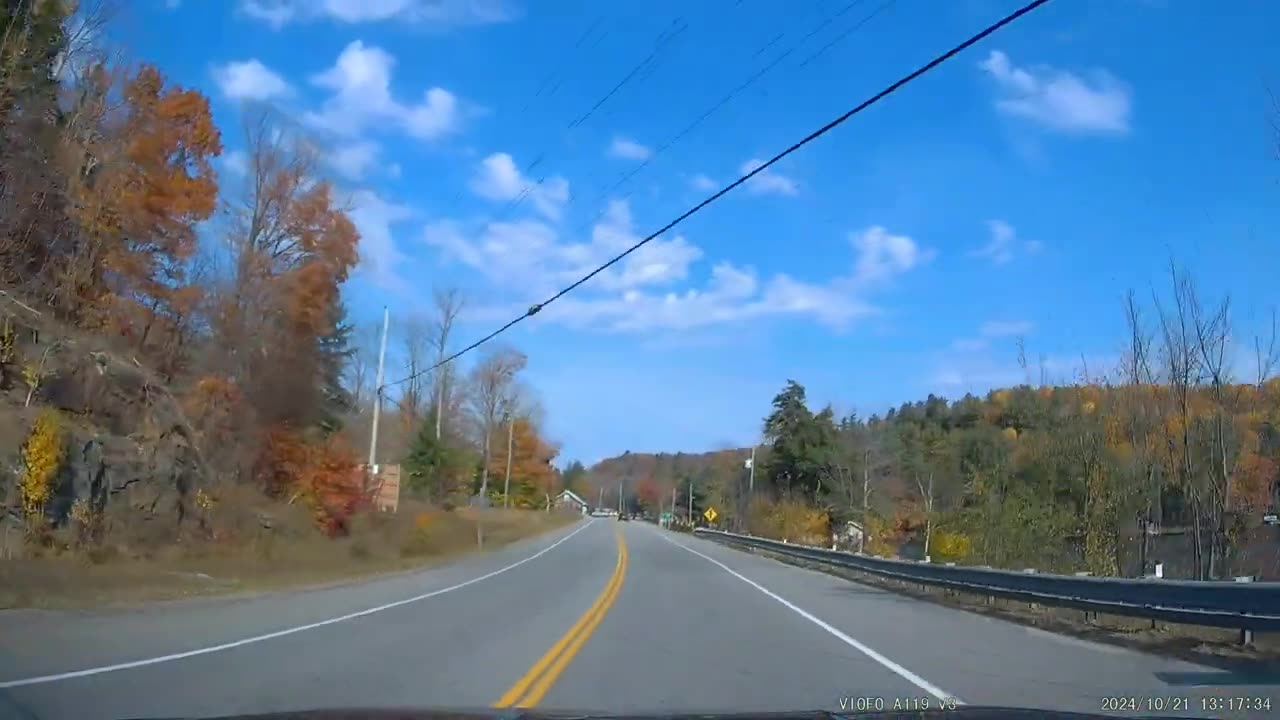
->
xmin=315 ymin=301 xmax=354 ymax=434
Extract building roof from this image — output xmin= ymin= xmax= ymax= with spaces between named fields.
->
xmin=556 ymin=489 xmax=588 ymax=506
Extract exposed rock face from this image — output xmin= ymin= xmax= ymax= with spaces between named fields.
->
xmin=4 ymin=337 xmax=208 ymax=542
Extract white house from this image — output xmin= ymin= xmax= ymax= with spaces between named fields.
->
xmin=554 ymin=489 xmax=589 ymax=515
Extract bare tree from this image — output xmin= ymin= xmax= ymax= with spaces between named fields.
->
xmin=466 ymin=345 xmax=528 ymax=498
xmin=1188 ymin=276 xmax=1236 ymax=579
xmin=1123 ymin=289 xmax=1161 ymax=574
xmin=398 ymin=313 xmax=431 ymax=430
xmin=428 ymin=287 xmax=465 ymax=441
xmin=345 ymin=320 xmax=381 ymax=409
xmin=1252 ymin=307 xmax=1278 ymax=387
xmin=1154 ymin=262 xmax=1207 ymax=578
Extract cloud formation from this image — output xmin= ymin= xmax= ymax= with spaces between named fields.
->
xmin=469 ymin=152 xmax=571 ymax=221
xmin=305 ymin=41 xmax=464 ymax=141
xmin=240 ymin=0 xmax=516 ymax=29
xmin=212 ymin=59 xmax=291 ymax=101
xmin=425 ymin=202 xmax=930 ymax=334
xmin=609 ymin=137 xmax=652 ymax=161
xmin=980 ymin=50 xmax=1132 ymax=135
xmin=970 ymin=219 xmax=1042 ymax=264
xmin=740 ymin=158 xmax=799 ymax=196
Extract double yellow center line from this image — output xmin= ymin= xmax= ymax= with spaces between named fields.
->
xmin=493 ymin=526 xmax=628 ymax=709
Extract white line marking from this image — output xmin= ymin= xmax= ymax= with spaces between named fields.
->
xmin=0 ymin=520 xmax=596 ymax=688
xmin=658 ymin=530 xmax=963 ymax=704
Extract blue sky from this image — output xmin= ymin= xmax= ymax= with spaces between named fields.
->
xmin=120 ymin=0 xmax=1278 ymax=464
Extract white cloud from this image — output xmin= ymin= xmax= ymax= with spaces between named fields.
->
xmin=240 ymin=0 xmax=516 ymax=29
xmin=426 ymin=206 xmax=928 ymax=334
xmin=304 ymin=41 xmax=464 ymax=141
xmin=970 ymin=219 xmax=1041 ymax=265
xmin=346 ymin=189 xmax=415 ymax=292
xmin=609 ymin=137 xmax=652 ymax=161
xmin=850 ymin=226 xmax=933 ymax=285
xmin=740 ymin=158 xmax=798 ymax=196
xmin=327 ymin=141 xmax=381 ymax=180
xmin=980 ymin=320 xmax=1036 ymax=337
xmin=212 ymin=59 xmax=291 ymax=101
xmin=949 ymin=319 xmax=1035 ymax=354
xmin=469 ymin=152 xmax=570 ymax=221
xmin=219 ymin=149 xmax=248 ymax=177
xmin=979 ymin=50 xmax=1132 ymax=135
xmin=690 ymin=174 xmax=717 ymax=192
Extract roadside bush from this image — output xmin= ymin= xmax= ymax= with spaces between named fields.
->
xmin=19 ymin=409 xmax=64 ymax=523
xmin=930 ymin=529 xmax=973 ymax=563
xmin=748 ymin=498 xmax=830 ymax=546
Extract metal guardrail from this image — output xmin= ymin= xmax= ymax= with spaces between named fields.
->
xmin=694 ymin=529 xmax=1280 ymax=632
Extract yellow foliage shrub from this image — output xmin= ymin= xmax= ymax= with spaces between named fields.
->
xmin=862 ymin=514 xmax=897 ymax=558
xmin=195 ymin=488 xmax=215 ymax=511
xmin=20 ymin=409 xmax=64 ymax=518
xmin=930 ymin=530 xmax=972 ymax=563
xmin=748 ymin=498 xmax=830 ymax=546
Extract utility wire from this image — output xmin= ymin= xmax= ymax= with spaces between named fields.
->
xmin=382 ymin=0 xmax=1053 ymax=392
xmin=569 ymin=0 xmax=884 ymax=236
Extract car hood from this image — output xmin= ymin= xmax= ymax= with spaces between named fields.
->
xmin=129 ymin=706 xmax=1196 ymax=720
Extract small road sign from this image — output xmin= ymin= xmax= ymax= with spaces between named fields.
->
xmin=704 ymin=507 xmax=718 ymax=523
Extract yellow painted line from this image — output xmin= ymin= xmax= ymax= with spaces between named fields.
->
xmin=493 ymin=527 xmax=628 ymax=709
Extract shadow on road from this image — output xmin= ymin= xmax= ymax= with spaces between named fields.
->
xmin=0 ymin=688 xmax=42 ymax=720
xmin=1155 ymin=663 xmax=1280 ymax=687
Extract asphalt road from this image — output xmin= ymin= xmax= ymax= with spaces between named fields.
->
xmin=1 ymin=518 xmax=1276 ymax=719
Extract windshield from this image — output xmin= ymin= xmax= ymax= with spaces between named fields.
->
xmin=0 ymin=1 xmax=1278 ymax=719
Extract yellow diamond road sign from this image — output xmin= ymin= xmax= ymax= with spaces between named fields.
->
xmin=704 ymin=507 xmax=718 ymax=523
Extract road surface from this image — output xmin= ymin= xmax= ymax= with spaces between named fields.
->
xmin=1 ymin=519 xmax=1276 ymax=719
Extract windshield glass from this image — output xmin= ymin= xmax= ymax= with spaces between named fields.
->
xmin=0 ymin=1 xmax=1277 ymax=719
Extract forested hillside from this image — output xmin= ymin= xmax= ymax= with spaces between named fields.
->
xmin=0 ymin=1 xmax=565 ymax=581
xmin=590 ymin=281 xmax=1280 ymax=581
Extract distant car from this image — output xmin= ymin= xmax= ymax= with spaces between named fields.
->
xmin=617 ymin=513 xmax=629 ymax=522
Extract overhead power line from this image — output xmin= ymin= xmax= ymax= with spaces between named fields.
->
xmin=382 ymin=0 xmax=1053 ymax=393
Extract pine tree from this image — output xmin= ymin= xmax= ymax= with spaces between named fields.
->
xmin=315 ymin=301 xmax=355 ymax=434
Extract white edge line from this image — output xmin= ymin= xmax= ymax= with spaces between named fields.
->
xmin=657 ymin=529 xmax=964 ymax=705
xmin=0 ymin=519 xmax=596 ymax=689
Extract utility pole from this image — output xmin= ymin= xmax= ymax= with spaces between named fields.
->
xmin=747 ymin=445 xmax=756 ymax=494
xmin=502 ymin=413 xmax=514 ymax=509
xmin=687 ymin=478 xmax=693 ymax=525
xmin=617 ymin=481 xmax=623 ymax=514
xmin=434 ymin=368 xmax=445 ymax=442
xmin=366 ymin=306 xmax=390 ymax=493
xmin=598 ymin=486 xmax=604 ymax=512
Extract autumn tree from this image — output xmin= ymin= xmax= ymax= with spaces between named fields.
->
xmin=215 ymin=106 xmax=359 ymax=432
xmin=79 ymin=64 xmax=222 ymax=374
xmin=485 ymin=416 xmax=560 ymax=509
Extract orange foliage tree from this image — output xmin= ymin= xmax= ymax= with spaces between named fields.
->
xmin=487 ymin=417 xmax=561 ymax=508
xmin=217 ymin=109 xmax=360 ymax=431
xmin=71 ymin=64 xmax=221 ymax=372
xmin=635 ymin=476 xmax=662 ymax=511
xmin=258 ymin=427 xmax=364 ymax=535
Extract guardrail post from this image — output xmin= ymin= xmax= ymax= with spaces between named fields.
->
xmin=1234 ymin=576 xmax=1255 ymax=646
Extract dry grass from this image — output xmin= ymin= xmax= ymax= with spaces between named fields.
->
xmin=0 ymin=499 xmax=579 ymax=609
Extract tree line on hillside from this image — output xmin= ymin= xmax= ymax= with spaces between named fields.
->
xmin=591 ymin=271 xmax=1280 ymax=580
xmin=0 ymin=1 xmax=563 ymax=543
